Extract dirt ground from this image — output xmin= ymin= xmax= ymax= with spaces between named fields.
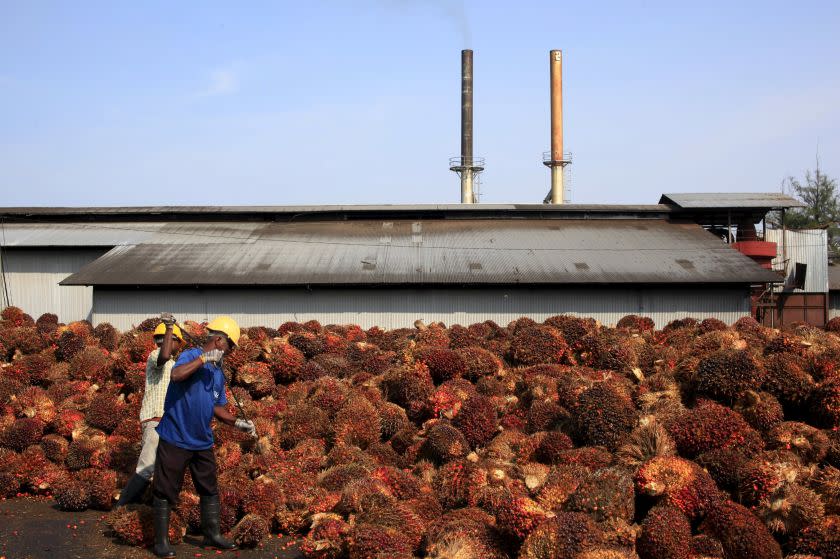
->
xmin=0 ymin=497 xmax=303 ymax=559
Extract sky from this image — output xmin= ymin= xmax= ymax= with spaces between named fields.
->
xmin=1 ymin=0 xmax=839 ymax=207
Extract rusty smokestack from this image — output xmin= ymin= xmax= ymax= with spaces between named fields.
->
xmin=461 ymin=49 xmax=474 ymax=203
xmin=549 ymin=49 xmax=564 ymax=204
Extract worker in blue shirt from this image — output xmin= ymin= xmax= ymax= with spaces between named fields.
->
xmin=151 ymin=315 xmax=255 ymax=558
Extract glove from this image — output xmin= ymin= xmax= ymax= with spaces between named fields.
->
xmin=160 ymin=312 xmax=176 ymax=326
xmin=235 ymin=419 xmax=257 ymax=437
xmin=201 ymin=349 xmax=224 ymax=364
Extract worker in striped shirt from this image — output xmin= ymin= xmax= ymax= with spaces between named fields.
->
xmin=116 ymin=313 xmax=185 ymax=507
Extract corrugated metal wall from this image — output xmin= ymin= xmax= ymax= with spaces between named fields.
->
xmin=93 ymin=286 xmax=751 ymax=331
xmin=1 ymin=248 xmax=108 ymax=322
xmin=766 ymin=229 xmax=828 ymax=292
xmin=829 ymin=293 xmax=840 ymax=320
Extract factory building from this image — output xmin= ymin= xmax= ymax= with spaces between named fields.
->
xmin=0 ymin=196 xmax=801 ymax=330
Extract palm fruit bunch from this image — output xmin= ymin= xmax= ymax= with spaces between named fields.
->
xmin=3 ymin=306 xmax=840 ymax=556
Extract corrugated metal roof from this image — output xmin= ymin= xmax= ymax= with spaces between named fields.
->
xmin=61 ymin=219 xmax=782 ymax=286
xmin=0 ymin=204 xmax=671 ymax=216
xmin=660 ymin=193 xmax=805 ymax=209
xmin=0 ymin=223 xmax=165 ymax=246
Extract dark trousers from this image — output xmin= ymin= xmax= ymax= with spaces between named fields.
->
xmin=152 ymin=438 xmax=219 ymax=504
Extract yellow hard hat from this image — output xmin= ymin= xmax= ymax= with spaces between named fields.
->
xmin=206 ymin=315 xmax=240 ymax=347
xmin=153 ymin=322 xmax=185 ymax=342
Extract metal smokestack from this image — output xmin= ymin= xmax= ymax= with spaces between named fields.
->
xmin=450 ymin=49 xmax=484 ymax=203
xmin=543 ymin=49 xmax=569 ymax=204
xmin=461 ymin=49 xmax=474 ymax=203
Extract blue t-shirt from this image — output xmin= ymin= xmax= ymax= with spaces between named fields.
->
xmin=156 ymin=347 xmax=228 ymax=451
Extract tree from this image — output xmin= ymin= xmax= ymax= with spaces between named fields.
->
xmin=771 ymin=161 xmax=840 ymax=254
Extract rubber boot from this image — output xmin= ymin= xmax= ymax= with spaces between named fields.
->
xmin=115 ymin=474 xmax=150 ymax=507
xmin=200 ymin=495 xmax=237 ymax=550
xmin=152 ymin=497 xmax=176 ymax=558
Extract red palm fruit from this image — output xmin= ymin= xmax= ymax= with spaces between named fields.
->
xmin=316 ymin=462 xmax=371 ymax=492
xmin=288 ymin=331 xmax=326 ymax=358
xmin=120 ymin=330 xmax=156 ymax=363
xmin=696 ymin=446 xmax=752 ymax=493
xmin=424 ymin=532 xmax=505 ymax=559
xmin=667 ymin=399 xmax=763 ymax=458
xmin=0 ymin=326 xmax=45 ymax=356
xmin=535 ymin=465 xmax=587 ymax=512
xmin=695 ymin=349 xmax=765 ymax=403
xmin=380 ymin=364 xmax=434 ymax=422
xmin=369 ymin=466 xmax=421 ymax=499
xmin=1 ymin=417 xmax=46 ymax=450
xmin=235 ymin=361 xmax=275 ymax=398
xmin=527 ymin=399 xmax=568 ymax=433
xmin=265 ymin=340 xmax=305 ymax=383
xmin=68 ymin=346 xmax=114 ymax=382
xmin=734 ymin=390 xmax=784 ymax=433
xmin=690 ymin=534 xmax=724 ymax=558
xmin=215 ymin=440 xmax=243 ymax=473
xmin=617 ymin=420 xmax=676 ymax=468
xmin=121 ymin=360 xmax=146 ymax=393
xmin=572 ymin=383 xmax=637 ymax=451
xmin=11 ymin=385 xmax=56 ymax=423
xmin=11 ymin=351 xmax=56 ymax=386
xmin=543 ymin=315 xmax=597 ymax=350
xmin=787 ymin=515 xmax=840 ymax=559
xmin=333 ymin=394 xmax=381 ymax=449
xmin=453 ymin=347 xmax=502 ymax=381
xmin=519 ymin=512 xmax=604 ymax=559
xmin=637 ymin=504 xmax=692 ymax=559
xmin=811 ymin=377 xmax=840 ymax=428
xmin=41 ymin=433 xmax=69 ymax=463
xmin=300 ymin=514 xmax=350 ymax=559
xmin=242 ymin=475 xmax=285 ymax=518
xmin=423 ymin=422 xmax=470 ymax=463
xmin=509 ymin=325 xmax=569 ymax=366
xmin=737 ymin=449 xmax=808 ymax=505
xmin=355 ymin=501 xmax=425 ymax=549
xmin=346 ymin=523 xmax=413 ymax=559
xmin=134 ymin=317 xmax=159 ymax=332
xmin=2 ymin=306 xmax=34 ymax=327
xmin=181 ymin=320 xmax=207 ymax=343
xmin=767 ymin=421 xmax=829 ymax=463
xmin=231 ymin=513 xmax=270 ymax=548
xmin=414 ymin=323 xmax=450 ymax=348
xmin=552 ymin=446 xmax=615 ymax=471
xmin=448 ymin=324 xmax=483 ymax=349
xmin=377 ymin=401 xmax=409 ymax=441
xmin=454 ymin=395 xmax=498 ymax=448
xmin=105 ymin=434 xmax=138 ymax=474
xmin=53 ymin=477 xmax=91 ymax=511
xmin=698 ymin=318 xmax=728 ymax=333
xmin=807 ymin=345 xmax=840 ymax=381
xmin=495 ymin=495 xmax=553 ymax=540
xmin=51 ymin=408 xmax=85 ymax=438
xmin=616 ymin=314 xmax=655 ymax=332
xmin=223 ymin=335 xmax=261 ymax=372
xmin=311 ymin=352 xmax=351 ymax=378
xmin=434 ymin=461 xmax=486 ymax=509
xmin=425 ymin=507 xmax=502 ymax=555
xmin=335 ymin=477 xmax=394 ymax=515
xmin=76 ymin=467 xmax=117 ymax=510
xmin=65 ymin=433 xmax=105 ymax=471
xmin=566 ymin=466 xmax=635 ymax=523
xmin=635 ymin=456 xmax=724 ymax=519
xmin=811 ymin=465 xmax=840 ymax=514
xmin=92 ymin=322 xmax=120 ymax=351
xmin=699 ymin=500 xmax=782 ymax=559
xmin=428 ymin=379 xmax=475 ymax=419
xmin=106 ymin=505 xmax=186 ymax=547
xmin=415 ymin=347 xmax=468 ymax=384
xmin=345 ymin=342 xmax=393 ymax=375
xmin=85 ymin=390 xmax=127 ymax=433
xmin=55 ymin=329 xmax=86 ymax=361
xmin=533 ymin=431 xmax=574 ymax=464
xmin=278 ymin=403 xmax=329 ymax=448
xmin=757 ymin=483 xmax=824 ymax=535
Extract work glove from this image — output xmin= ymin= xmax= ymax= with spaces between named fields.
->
xmin=201 ymin=349 xmax=224 ymax=364
xmin=235 ymin=419 xmax=257 ymax=437
xmin=160 ymin=312 xmax=176 ymax=326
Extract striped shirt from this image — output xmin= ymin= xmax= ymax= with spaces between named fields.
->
xmin=139 ymin=348 xmax=176 ymax=422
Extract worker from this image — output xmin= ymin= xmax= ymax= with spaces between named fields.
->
xmin=151 ymin=315 xmax=256 ymax=558
xmin=115 ymin=313 xmax=185 ymax=507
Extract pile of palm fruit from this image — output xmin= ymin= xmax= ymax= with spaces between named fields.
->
xmin=1 ymin=304 xmax=839 ymax=558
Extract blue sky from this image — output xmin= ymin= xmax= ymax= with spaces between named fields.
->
xmin=1 ymin=0 xmax=838 ymax=206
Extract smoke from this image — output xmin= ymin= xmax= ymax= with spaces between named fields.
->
xmin=383 ymin=0 xmax=472 ymax=47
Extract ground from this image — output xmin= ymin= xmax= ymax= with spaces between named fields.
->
xmin=0 ymin=497 xmax=303 ymax=559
